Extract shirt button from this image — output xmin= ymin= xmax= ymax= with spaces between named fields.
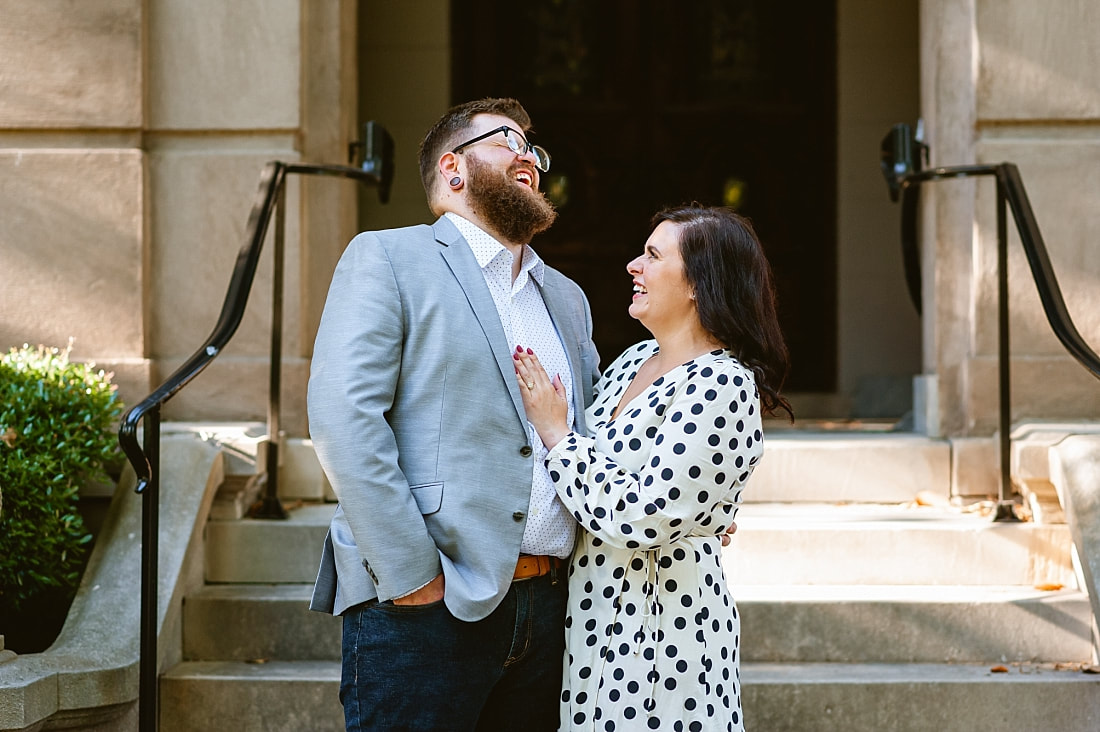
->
xmin=519 ymin=445 xmax=533 ymax=457
xmin=513 ymin=511 xmax=525 ymax=522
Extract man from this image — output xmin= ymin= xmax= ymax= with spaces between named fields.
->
xmin=308 ymin=98 xmax=600 ymax=731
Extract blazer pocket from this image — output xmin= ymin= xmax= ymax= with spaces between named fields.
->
xmin=410 ymin=482 xmax=443 ymax=515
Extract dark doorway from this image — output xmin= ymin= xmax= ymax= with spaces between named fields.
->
xmin=453 ymin=0 xmax=836 ymax=391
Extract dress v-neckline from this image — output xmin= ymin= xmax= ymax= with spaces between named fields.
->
xmin=608 ymin=357 xmax=659 ymax=422
xmin=608 ymin=347 xmax=718 ymax=422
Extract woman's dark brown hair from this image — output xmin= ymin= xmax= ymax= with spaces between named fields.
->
xmin=652 ymin=204 xmax=793 ymax=420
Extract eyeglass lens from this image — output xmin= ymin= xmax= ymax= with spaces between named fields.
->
xmin=504 ymin=129 xmax=551 ymax=172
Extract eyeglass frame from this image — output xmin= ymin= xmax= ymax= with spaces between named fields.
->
xmin=451 ymin=125 xmax=551 ymax=172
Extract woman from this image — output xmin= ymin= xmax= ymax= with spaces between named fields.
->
xmin=514 ymin=204 xmax=791 ymax=731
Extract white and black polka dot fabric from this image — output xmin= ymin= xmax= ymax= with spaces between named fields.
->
xmin=546 ymin=339 xmax=762 ymax=731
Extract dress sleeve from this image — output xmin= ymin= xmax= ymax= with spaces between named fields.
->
xmin=546 ymin=361 xmax=764 ymax=551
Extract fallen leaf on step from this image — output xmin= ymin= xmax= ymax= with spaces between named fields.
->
xmin=914 ymin=490 xmax=949 ymax=507
xmin=1083 ymin=666 xmax=1100 ymax=675
xmin=1034 ymin=583 xmax=1064 ymax=591
xmin=246 ymin=658 xmax=269 ymax=664
xmin=990 ymin=665 xmax=1009 ymax=673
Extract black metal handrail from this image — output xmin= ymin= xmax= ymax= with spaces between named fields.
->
xmin=117 ymin=123 xmax=393 ymax=732
xmin=881 ymin=123 xmax=1100 ymax=521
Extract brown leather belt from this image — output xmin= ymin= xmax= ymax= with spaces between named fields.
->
xmin=512 ymin=554 xmax=563 ymax=581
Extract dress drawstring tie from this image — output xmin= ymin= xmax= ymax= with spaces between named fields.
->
xmin=631 ymin=548 xmax=662 ymax=712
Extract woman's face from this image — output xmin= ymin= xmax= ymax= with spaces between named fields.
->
xmin=626 ymin=221 xmax=698 ymax=333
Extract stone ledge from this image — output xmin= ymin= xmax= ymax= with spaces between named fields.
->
xmin=1051 ymin=434 xmax=1100 ymax=664
xmin=0 ymin=428 xmax=234 ymax=731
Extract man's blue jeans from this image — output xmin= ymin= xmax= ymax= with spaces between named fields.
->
xmin=340 ymin=573 xmax=567 ymax=731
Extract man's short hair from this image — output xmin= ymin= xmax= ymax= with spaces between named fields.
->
xmin=418 ymin=98 xmax=533 ymax=204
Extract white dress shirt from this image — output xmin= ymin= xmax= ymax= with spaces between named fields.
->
xmin=446 ymin=212 xmax=578 ymax=558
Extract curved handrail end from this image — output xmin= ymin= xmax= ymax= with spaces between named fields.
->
xmin=118 ymin=408 xmax=152 ymax=494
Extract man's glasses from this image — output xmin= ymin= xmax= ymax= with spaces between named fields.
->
xmin=451 ymin=125 xmax=551 ymax=173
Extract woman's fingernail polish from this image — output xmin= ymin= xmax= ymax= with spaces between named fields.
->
xmin=526 ymin=348 xmax=533 ymax=354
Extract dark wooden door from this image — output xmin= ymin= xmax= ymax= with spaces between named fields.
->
xmin=453 ymin=0 xmax=836 ymax=391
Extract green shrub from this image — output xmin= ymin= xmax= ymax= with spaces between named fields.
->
xmin=0 ymin=342 xmax=122 ymax=616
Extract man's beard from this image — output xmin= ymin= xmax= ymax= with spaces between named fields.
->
xmin=466 ymin=156 xmax=557 ymax=244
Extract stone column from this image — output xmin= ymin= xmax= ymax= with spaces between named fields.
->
xmin=918 ymin=0 xmax=1100 ymax=436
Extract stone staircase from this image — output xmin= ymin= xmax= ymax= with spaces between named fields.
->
xmin=159 ymin=432 xmax=1100 ymax=731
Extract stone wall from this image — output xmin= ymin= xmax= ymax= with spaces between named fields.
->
xmin=2 ymin=0 xmax=1096 ymax=438
xmin=0 ymin=0 xmax=148 ymax=403
xmin=0 ymin=0 xmax=359 ymax=436
xmin=920 ymin=0 xmax=1100 ymax=435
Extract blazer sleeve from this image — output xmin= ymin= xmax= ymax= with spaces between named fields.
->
xmin=307 ymin=233 xmax=442 ymax=601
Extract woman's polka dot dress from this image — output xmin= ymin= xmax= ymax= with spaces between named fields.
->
xmin=546 ymin=340 xmax=763 ymax=731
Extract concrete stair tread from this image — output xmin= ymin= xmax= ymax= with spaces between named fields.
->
xmin=190 ymin=581 xmax=1085 ymax=602
xmin=204 ymin=503 xmax=333 ymax=583
xmin=206 ymin=500 xmax=334 ymax=526
xmin=182 ymin=584 xmax=339 ymax=662
xmin=723 ymin=503 xmax=1076 ymax=587
xmin=742 ymin=660 xmax=1100 ymax=683
xmin=165 ymin=660 xmax=339 ymax=681
xmin=158 ymin=661 xmax=1100 ymax=731
xmin=739 ymin=501 xmax=1023 ymax=525
xmin=735 ymin=583 xmax=1084 ymax=601
xmin=160 ymin=661 xmax=344 ymax=732
xmin=181 ymin=581 xmax=1090 ymax=665
xmin=190 ymin=583 xmax=314 ymax=600
xmin=164 ymin=658 xmax=1100 ymax=684
xmin=741 ymin=661 xmax=1100 ymax=731
xmin=737 ymin=585 xmax=1092 ymax=664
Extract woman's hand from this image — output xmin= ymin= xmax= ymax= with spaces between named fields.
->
xmin=721 ymin=521 xmax=737 ymax=547
xmin=513 ymin=346 xmax=570 ymax=449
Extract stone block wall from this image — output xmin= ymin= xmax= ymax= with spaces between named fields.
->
xmin=0 ymin=0 xmax=359 ymax=436
xmin=0 ymin=0 xmax=147 ymax=399
xmin=2 ymin=0 xmax=1096 ymax=438
xmin=920 ymin=0 xmax=1100 ymax=435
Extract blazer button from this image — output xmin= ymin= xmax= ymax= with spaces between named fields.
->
xmin=513 ymin=511 xmax=525 ymax=522
xmin=519 ymin=445 xmax=533 ymax=457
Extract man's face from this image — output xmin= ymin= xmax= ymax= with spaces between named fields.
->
xmin=459 ymin=114 xmax=557 ymax=244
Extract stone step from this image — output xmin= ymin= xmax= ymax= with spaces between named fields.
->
xmin=160 ymin=661 xmax=343 ymax=732
xmin=737 ymin=584 xmax=1093 ymax=663
xmin=181 ymin=583 xmax=1092 ymax=665
xmin=203 ymin=501 xmax=1077 ymax=587
xmin=275 ymin=432 xmax=958 ymax=504
xmin=204 ymin=502 xmax=333 ymax=583
xmin=159 ymin=660 xmax=1100 ymax=732
xmin=723 ymin=503 xmax=1077 ymax=586
xmin=750 ymin=431 xmax=951 ymax=502
xmin=742 ymin=661 xmax=1100 ymax=731
xmin=183 ymin=584 xmax=340 ymax=662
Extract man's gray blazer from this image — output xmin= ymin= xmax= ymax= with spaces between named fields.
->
xmin=307 ymin=216 xmax=600 ymax=622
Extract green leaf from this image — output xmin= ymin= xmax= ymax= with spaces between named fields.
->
xmin=0 ymin=343 xmax=123 ymax=613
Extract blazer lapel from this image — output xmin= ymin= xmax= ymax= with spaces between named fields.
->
xmin=433 ymin=218 xmax=529 ymax=425
xmin=538 ymin=276 xmax=588 ymax=435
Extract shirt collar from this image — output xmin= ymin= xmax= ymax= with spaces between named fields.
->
xmin=445 ymin=212 xmax=545 ymax=285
